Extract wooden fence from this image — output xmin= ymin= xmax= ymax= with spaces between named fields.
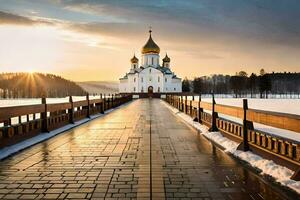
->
xmin=166 ymin=94 xmax=300 ymax=180
xmin=0 ymin=94 xmax=132 ymax=148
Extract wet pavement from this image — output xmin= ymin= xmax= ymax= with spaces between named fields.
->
xmin=0 ymin=99 xmax=297 ymax=199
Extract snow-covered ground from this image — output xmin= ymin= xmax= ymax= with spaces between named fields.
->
xmin=163 ymin=101 xmax=300 ymax=194
xmin=188 ymin=96 xmax=300 ymax=115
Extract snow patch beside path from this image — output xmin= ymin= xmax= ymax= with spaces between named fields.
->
xmin=0 ymin=103 xmax=128 ymax=161
xmin=162 ymin=101 xmax=300 ymax=194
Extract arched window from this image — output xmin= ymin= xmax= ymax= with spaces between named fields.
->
xmin=134 ymin=78 xmax=136 ymax=82
xmin=141 ymin=77 xmax=143 ymax=82
xmin=165 ymin=78 xmax=167 ymax=82
xmin=158 ymin=87 xmax=160 ymax=92
xmin=158 ymin=77 xmax=160 ymax=82
xmin=151 ymin=57 xmax=154 ymax=65
xmin=149 ymin=68 xmax=151 ymax=73
xmin=141 ymin=87 xmax=144 ymax=92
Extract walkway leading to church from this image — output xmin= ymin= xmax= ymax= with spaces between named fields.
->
xmin=0 ymin=99 xmax=295 ymax=199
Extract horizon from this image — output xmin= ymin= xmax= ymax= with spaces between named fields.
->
xmin=2 ymin=70 xmax=300 ymax=83
xmin=1 ymin=1 xmax=300 ymax=81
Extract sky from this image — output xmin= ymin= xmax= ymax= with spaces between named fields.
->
xmin=0 ymin=0 xmax=300 ymax=81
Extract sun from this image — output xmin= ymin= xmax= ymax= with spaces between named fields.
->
xmin=26 ymin=68 xmax=36 ymax=74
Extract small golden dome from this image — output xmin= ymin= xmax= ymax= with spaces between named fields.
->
xmin=163 ymin=54 xmax=170 ymax=62
xmin=141 ymin=30 xmax=160 ymax=54
xmin=130 ymin=54 xmax=138 ymax=63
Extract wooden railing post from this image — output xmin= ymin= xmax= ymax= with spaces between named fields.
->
xmin=197 ymin=94 xmax=203 ymax=123
xmin=237 ymin=99 xmax=253 ymax=151
xmin=3 ymin=118 xmax=12 ymax=137
xmin=190 ymin=95 xmax=194 ymax=116
xmin=69 ymin=96 xmax=74 ymax=124
xmin=86 ymin=94 xmax=90 ymax=118
xmin=104 ymin=94 xmax=107 ymax=111
xmin=100 ymin=94 xmax=104 ymax=114
xmin=209 ymin=93 xmax=218 ymax=132
xmin=41 ymin=97 xmax=49 ymax=132
xmin=185 ymin=95 xmax=188 ymax=114
xmin=108 ymin=94 xmax=111 ymax=109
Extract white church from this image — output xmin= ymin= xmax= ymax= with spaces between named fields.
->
xmin=119 ymin=29 xmax=182 ymax=94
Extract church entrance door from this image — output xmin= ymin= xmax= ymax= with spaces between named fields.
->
xmin=148 ymin=86 xmax=153 ymax=98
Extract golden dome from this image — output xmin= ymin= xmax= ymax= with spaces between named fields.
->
xmin=141 ymin=30 xmax=160 ymax=54
xmin=130 ymin=54 xmax=138 ymax=63
xmin=163 ymin=53 xmax=170 ymax=62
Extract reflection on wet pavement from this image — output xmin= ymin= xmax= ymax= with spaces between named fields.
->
xmin=0 ymin=99 xmax=297 ymax=199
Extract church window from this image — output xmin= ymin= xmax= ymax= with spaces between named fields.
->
xmin=149 ymin=68 xmax=151 ymax=73
xmin=174 ymin=88 xmax=176 ymax=91
xmin=158 ymin=77 xmax=160 ymax=82
xmin=151 ymin=57 xmax=154 ymax=65
xmin=166 ymin=88 xmax=168 ymax=91
xmin=141 ymin=87 xmax=144 ymax=92
xmin=165 ymin=78 xmax=167 ymax=82
xmin=158 ymin=87 xmax=160 ymax=92
xmin=134 ymin=87 xmax=136 ymax=92
xmin=141 ymin=77 xmax=143 ymax=82
xmin=134 ymin=78 xmax=136 ymax=82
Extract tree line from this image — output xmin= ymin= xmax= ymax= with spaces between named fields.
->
xmin=0 ymin=73 xmax=86 ymax=98
xmin=182 ymin=69 xmax=300 ymax=98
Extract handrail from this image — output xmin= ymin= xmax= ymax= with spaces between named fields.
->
xmin=215 ymin=104 xmax=244 ymax=118
xmin=0 ymin=94 xmax=133 ymax=148
xmin=0 ymin=104 xmax=44 ymax=121
xmin=247 ymin=109 xmax=300 ymax=133
xmin=165 ymin=94 xmax=300 ymax=180
xmin=47 ymin=103 xmax=71 ymax=112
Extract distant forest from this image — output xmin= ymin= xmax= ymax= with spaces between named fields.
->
xmin=182 ymin=69 xmax=300 ymax=98
xmin=0 ymin=73 xmax=86 ymax=98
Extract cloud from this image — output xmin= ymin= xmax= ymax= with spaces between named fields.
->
xmin=2 ymin=1 xmax=300 ymax=59
xmin=53 ymin=0 xmax=300 ymax=48
xmin=0 ymin=10 xmax=54 ymax=26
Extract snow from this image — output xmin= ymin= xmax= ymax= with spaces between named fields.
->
xmin=0 ymin=102 xmax=127 ymax=161
xmin=163 ymin=101 xmax=300 ymax=194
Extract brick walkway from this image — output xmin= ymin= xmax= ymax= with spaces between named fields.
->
xmin=0 ymin=99 xmax=296 ymax=199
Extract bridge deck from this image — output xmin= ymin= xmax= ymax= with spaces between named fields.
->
xmin=0 ymin=99 xmax=295 ymax=199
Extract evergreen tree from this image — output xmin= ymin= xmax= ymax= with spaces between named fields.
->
xmin=182 ymin=77 xmax=191 ymax=92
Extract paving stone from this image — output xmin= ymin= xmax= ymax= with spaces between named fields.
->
xmin=66 ymin=193 xmax=87 ymax=199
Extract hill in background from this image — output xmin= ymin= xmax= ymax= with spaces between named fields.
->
xmin=0 ymin=73 xmax=86 ymax=98
xmin=77 ymin=81 xmax=119 ymax=95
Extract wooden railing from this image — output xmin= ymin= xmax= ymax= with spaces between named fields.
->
xmin=0 ymin=94 xmax=132 ymax=148
xmin=166 ymin=94 xmax=300 ymax=180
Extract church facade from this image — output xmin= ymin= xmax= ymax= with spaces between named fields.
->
xmin=119 ymin=30 xmax=182 ymax=94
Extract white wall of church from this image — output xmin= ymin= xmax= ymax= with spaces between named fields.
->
xmin=139 ymin=67 xmax=164 ymax=93
xmin=119 ymin=67 xmax=182 ymax=93
xmin=142 ymin=53 xmax=160 ymax=67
